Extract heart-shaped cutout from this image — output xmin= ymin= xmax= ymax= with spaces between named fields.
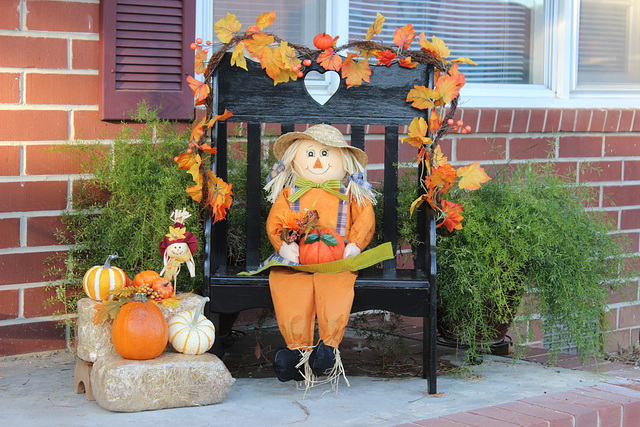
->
xmin=303 ymin=70 xmax=340 ymax=105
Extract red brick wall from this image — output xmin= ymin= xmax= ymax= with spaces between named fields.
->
xmin=0 ymin=0 xmax=131 ymax=356
xmin=1 ymin=0 xmax=638 ymax=357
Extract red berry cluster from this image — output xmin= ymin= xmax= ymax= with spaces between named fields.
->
xmin=447 ymin=119 xmax=472 ymax=134
xmin=292 ymin=58 xmax=313 ymax=78
xmin=190 ymin=38 xmax=212 ymax=53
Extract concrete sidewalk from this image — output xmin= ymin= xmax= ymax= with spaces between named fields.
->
xmin=2 ymin=346 xmax=640 ymax=426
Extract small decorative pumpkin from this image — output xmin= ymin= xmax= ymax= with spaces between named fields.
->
xmin=168 ymin=297 xmax=215 ymax=355
xmin=151 ymin=277 xmax=174 ymax=299
xmin=111 ymin=293 xmax=168 ymax=360
xmin=82 ymin=254 xmax=129 ymax=301
xmin=132 ymin=270 xmax=161 ymax=288
xmin=299 ymin=227 xmax=345 ymax=265
xmin=313 ymin=32 xmax=334 ymax=50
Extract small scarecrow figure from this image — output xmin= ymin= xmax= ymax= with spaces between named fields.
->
xmin=159 ymin=208 xmax=198 ymax=287
xmin=263 ymin=124 xmax=377 ymax=387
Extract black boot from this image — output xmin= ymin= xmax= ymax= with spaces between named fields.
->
xmin=309 ymin=341 xmax=336 ymax=377
xmin=273 ymin=348 xmax=304 ymax=382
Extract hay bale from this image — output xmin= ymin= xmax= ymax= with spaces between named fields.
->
xmin=76 ymin=294 xmax=207 ymax=363
xmin=91 ymin=352 xmax=235 ymax=412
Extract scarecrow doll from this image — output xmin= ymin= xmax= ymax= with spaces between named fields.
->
xmin=159 ymin=208 xmax=198 ymax=286
xmin=263 ymin=124 xmax=378 ymax=386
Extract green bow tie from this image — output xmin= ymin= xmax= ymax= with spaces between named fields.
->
xmin=288 ymin=177 xmax=348 ymax=202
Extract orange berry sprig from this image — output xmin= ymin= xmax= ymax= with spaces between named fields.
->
xmin=447 ymin=118 xmax=473 ymax=135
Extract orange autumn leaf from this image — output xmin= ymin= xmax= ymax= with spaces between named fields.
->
xmin=190 ymin=116 xmax=207 ymax=145
xmin=206 ymin=171 xmax=233 ymax=224
xmin=272 ymin=68 xmax=299 ymax=85
xmin=214 ymin=12 xmax=241 ymax=43
xmin=277 ymin=209 xmax=306 ymax=230
xmin=432 ymin=145 xmax=447 ymax=167
xmin=259 ymin=46 xmax=282 ymax=79
xmin=317 ymin=48 xmax=343 ymax=71
xmin=438 ymin=200 xmax=464 ymax=233
xmin=244 ymin=33 xmax=274 ymax=60
xmin=419 ymin=33 xmax=450 ymax=61
xmin=374 ymin=50 xmax=397 ymax=66
xmin=186 ymin=184 xmax=203 ymax=203
xmin=434 ymin=64 xmax=465 ymax=104
xmin=427 ymin=163 xmax=456 ymax=191
xmin=457 ymin=162 xmax=491 ymax=191
xmin=393 ymin=23 xmax=416 ymax=50
xmin=231 ymin=41 xmax=247 ymax=70
xmin=186 ymin=76 xmax=210 ymax=106
xmin=198 ymin=143 xmax=217 ymax=154
xmin=194 ymin=46 xmax=208 ymax=74
xmin=341 ymin=52 xmax=371 ymax=88
xmin=187 ymin=153 xmax=203 ymax=185
xmin=401 ymin=117 xmax=431 ymax=147
xmin=430 ymin=110 xmax=443 ymax=131
xmin=398 ymin=56 xmax=418 ymax=69
xmin=354 ymin=47 xmax=379 ymax=61
xmin=175 ymin=152 xmax=196 ymax=171
xmin=206 ymin=108 xmax=233 ymax=128
xmin=256 ymin=10 xmax=276 ymax=30
xmin=366 ymin=12 xmax=385 ymax=40
xmin=406 ymin=85 xmax=440 ymax=110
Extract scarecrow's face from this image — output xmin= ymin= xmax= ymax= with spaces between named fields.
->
xmin=166 ymin=242 xmax=190 ymax=258
xmin=292 ymin=139 xmax=346 ymax=184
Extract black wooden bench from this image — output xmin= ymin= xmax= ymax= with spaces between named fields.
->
xmin=203 ymin=52 xmax=438 ymax=394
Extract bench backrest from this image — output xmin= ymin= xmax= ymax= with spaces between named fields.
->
xmin=204 ymin=53 xmax=436 ymax=280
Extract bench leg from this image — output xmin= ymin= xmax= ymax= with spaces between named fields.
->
xmin=73 ymin=357 xmax=95 ymax=401
xmin=424 ymin=314 xmax=437 ymax=394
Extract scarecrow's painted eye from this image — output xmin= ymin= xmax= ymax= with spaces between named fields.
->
xmin=320 ymin=149 xmax=329 ymax=157
xmin=306 ymin=150 xmax=315 ymax=158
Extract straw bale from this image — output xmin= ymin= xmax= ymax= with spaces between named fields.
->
xmin=76 ymin=294 xmax=207 ymax=362
xmin=91 ymin=352 xmax=235 ymax=412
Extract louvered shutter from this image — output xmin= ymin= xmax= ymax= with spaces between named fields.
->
xmin=100 ymin=0 xmax=195 ymax=120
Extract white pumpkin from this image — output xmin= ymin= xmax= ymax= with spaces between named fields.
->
xmin=168 ymin=296 xmax=215 ymax=355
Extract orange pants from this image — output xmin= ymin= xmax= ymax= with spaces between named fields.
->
xmin=269 ymin=268 xmax=357 ymax=350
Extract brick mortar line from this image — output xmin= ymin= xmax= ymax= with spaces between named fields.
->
xmin=0 ymin=210 xmax=67 ymax=220
xmin=0 ymin=314 xmax=77 ymax=328
xmin=0 ymin=29 xmax=99 ymax=40
xmin=0 ymin=244 xmax=72 ymax=256
xmin=0 ymin=174 xmax=80 ymax=182
xmin=0 ymin=140 xmax=111 ymax=146
xmin=0 ymin=68 xmax=98 ymax=73
xmin=1 ymin=281 xmax=65 ymax=291
xmin=0 ymin=104 xmax=99 ymax=110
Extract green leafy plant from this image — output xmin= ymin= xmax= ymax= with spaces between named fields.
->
xmin=435 ymin=161 xmax=631 ymax=364
xmin=45 ymin=104 xmax=203 ymax=322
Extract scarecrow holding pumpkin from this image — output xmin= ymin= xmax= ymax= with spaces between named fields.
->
xmin=159 ymin=208 xmax=198 ymax=287
xmin=263 ymin=124 xmax=378 ymax=386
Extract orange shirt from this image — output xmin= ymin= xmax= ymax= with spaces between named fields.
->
xmin=266 ymin=187 xmax=375 ymax=253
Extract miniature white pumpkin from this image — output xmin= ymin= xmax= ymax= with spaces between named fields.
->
xmin=168 ymin=296 xmax=215 ymax=355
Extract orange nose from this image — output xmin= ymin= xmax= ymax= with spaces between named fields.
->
xmin=313 ymin=158 xmax=323 ymax=169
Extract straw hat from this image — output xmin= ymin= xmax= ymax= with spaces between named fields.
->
xmin=273 ymin=124 xmax=368 ymax=167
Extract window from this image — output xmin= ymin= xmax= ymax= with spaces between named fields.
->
xmin=200 ymin=0 xmax=640 ymax=108
xmin=100 ymin=0 xmax=196 ymax=120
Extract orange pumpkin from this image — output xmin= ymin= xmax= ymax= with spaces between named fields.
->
xmin=82 ymin=254 xmax=129 ymax=301
xmin=313 ymin=33 xmax=334 ymax=50
xmin=299 ymin=227 xmax=345 ymax=265
xmin=151 ymin=277 xmax=174 ymax=299
xmin=111 ymin=293 xmax=168 ymax=360
xmin=132 ymin=270 xmax=161 ymax=288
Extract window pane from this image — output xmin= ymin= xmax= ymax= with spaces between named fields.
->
xmin=213 ymin=0 xmax=326 ymax=46
xmin=578 ymin=0 xmax=640 ymax=85
xmin=349 ymin=0 xmax=545 ymax=84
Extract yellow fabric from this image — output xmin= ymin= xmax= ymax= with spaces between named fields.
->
xmin=266 ymin=187 xmax=376 ymax=350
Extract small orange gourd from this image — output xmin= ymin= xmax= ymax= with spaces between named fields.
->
xmin=151 ymin=277 xmax=174 ymax=299
xmin=111 ymin=293 xmax=168 ymax=360
xmin=299 ymin=227 xmax=345 ymax=265
xmin=132 ymin=270 xmax=161 ymax=288
xmin=313 ymin=33 xmax=334 ymax=50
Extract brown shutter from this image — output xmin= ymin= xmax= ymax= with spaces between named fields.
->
xmin=99 ymin=0 xmax=195 ymax=120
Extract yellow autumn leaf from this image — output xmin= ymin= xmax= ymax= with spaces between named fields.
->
xmin=366 ymin=12 xmax=385 ymax=40
xmin=401 ymin=117 xmax=432 ymax=147
xmin=419 ymin=32 xmax=450 ymax=61
xmin=432 ymin=145 xmax=447 ymax=167
xmin=231 ymin=41 xmax=247 ymax=70
xmin=456 ymin=162 xmax=491 ymax=190
xmin=244 ymin=33 xmax=274 ymax=60
xmin=214 ymin=13 xmax=241 ymax=44
xmin=278 ymin=41 xmax=299 ymax=71
xmin=406 ymin=85 xmax=440 ymax=110
xmin=450 ymin=57 xmax=478 ymax=65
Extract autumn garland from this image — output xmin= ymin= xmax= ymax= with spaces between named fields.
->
xmin=176 ymin=11 xmax=490 ymax=232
